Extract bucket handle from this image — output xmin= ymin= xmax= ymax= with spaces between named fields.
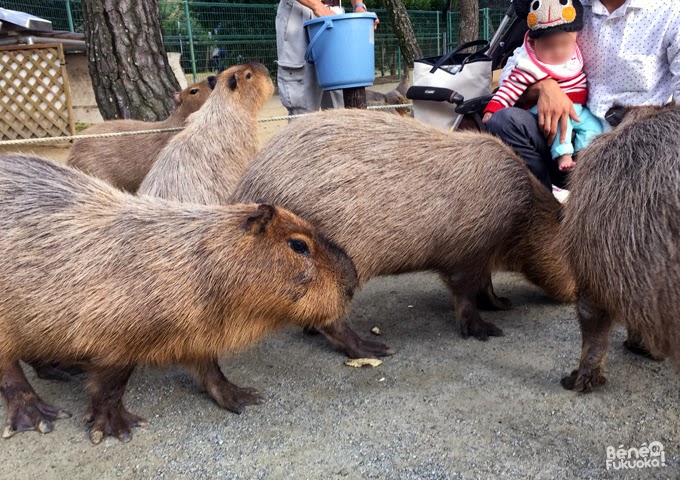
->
xmin=305 ymin=19 xmax=334 ymax=64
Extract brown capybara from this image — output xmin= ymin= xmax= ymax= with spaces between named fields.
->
xmin=0 ymin=154 xmax=357 ymax=443
xmin=366 ymin=68 xmax=410 ymax=116
xmin=138 ymin=62 xmax=274 ymax=203
xmin=560 ymin=103 xmax=680 ymax=393
xmin=67 ymin=76 xmax=216 ymax=193
xmin=231 ymin=109 xmax=576 ymax=358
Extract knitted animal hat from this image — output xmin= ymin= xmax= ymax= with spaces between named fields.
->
xmin=515 ymin=0 xmax=584 ymax=38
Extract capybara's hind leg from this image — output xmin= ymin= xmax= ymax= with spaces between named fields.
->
xmin=315 ymin=321 xmax=394 ymax=359
xmin=476 ymin=273 xmax=513 ymax=311
xmin=85 ymin=365 xmax=146 ymax=444
xmin=441 ymin=271 xmax=504 ymax=341
xmin=561 ymin=295 xmax=612 ymax=392
xmin=28 ymin=359 xmax=85 ymax=382
xmin=188 ymin=359 xmax=265 ymax=414
xmin=0 ymin=360 xmax=70 ymax=438
xmin=623 ymin=324 xmax=665 ymax=361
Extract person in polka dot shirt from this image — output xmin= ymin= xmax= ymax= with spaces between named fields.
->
xmin=486 ymin=0 xmax=680 ymax=191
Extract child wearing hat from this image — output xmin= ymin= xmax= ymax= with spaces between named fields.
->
xmin=482 ymin=0 xmax=602 ymax=173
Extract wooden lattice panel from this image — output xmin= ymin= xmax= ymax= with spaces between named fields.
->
xmin=0 ymin=43 xmax=75 ymax=140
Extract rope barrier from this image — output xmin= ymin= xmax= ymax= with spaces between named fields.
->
xmin=0 ymin=103 xmax=413 ymax=147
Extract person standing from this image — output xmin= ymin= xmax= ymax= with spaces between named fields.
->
xmin=276 ymin=0 xmax=378 ymax=116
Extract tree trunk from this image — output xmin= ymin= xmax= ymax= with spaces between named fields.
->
xmin=383 ymin=0 xmax=422 ymax=66
xmin=458 ymin=0 xmax=479 ymax=46
xmin=81 ymin=0 xmax=181 ymax=121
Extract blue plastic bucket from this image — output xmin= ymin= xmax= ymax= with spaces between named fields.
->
xmin=304 ymin=13 xmax=377 ymax=91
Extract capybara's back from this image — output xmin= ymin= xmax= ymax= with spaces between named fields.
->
xmin=564 ymin=104 xmax=680 ymax=369
xmin=232 ymin=109 xmax=573 ymax=302
xmin=67 ymin=76 xmax=216 ymax=193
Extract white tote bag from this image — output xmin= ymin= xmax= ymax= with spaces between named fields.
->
xmin=412 ymin=40 xmax=493 ymax=132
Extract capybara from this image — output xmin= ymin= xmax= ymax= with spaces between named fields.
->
xmin=231 ymin=109 xmax=576 ymax=358
xmin=67 ymin=76 xmax=216 ymax=193
xmin=139 ymin=62 xmax=274 ymax=203
xmin=0 ymin=154 xmax=357 ymax=443
xmin=560 ymin=103 xmax=680 ymax=393
xmin=366 ymin=68 xmax=410 ymax=116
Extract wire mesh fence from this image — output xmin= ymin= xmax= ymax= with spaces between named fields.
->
xmin=3 ymin=1 xmax=508 ymax=83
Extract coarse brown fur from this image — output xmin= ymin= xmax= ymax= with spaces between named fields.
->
xmin=0 ymin=154 xmax=357 ymax=443
xmin=560 ymin=103 xmax=680 ymax=393
xmin=138 ymin=62 xmax=274 ymax=203
xmin=231 ymin=109 xmax=576 ymax=357
xmin=67 ymin=76 xmax=216 ymax=193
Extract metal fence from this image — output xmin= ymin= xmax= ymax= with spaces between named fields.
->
xmin=4 ymin=1 xmax=508 ymax=83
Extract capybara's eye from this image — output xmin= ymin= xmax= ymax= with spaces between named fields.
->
xmin=288 ymin=238 xmax=310 ymax=256
xmin=532 ymin=1 xmax=540 ymax=10
xmin=246 ymin=73 xmax=252 ymax=80
xmin=190 ymin=89 xmax=199 ymax=94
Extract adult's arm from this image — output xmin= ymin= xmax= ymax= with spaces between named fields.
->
xmin=667 ymin=14 xmax=680 ymax=101
xmin=296 ymin=0 xmax=335 ymax=17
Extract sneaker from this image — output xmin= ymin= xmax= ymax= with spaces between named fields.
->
xmin=552 ymin=185 xmax=569 ymax=204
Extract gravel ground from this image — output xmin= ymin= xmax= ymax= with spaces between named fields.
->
xmin=2 ymin=271 xmax=678 ymax=480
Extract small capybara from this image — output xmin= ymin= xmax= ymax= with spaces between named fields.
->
xmin=231 ymin=109 xmax=576 ymax=358
xmin=366 ymin=69 xmax=410 ymax=116
xmin=67 ymin=76 xmax=216 ymax=193
xmin=0 ymin=154 xmax=357 ymax=443
xmin=560 ymin=103 xmax=680 ymax=393
xmin=138 ymin=62 xmax=274 ymax=203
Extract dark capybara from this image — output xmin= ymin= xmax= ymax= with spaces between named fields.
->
xmin=560 ymin=103 xmax=680 ymax=393
xmin=231 ymin=109 xmax=576 ymax=358
xmin=0 ymin=154 xmax=357 ymax=443
xmin=139 ymin=62 xmax=274 ymax=204
xmin=67 ymin=76 xmax=216 ymax=193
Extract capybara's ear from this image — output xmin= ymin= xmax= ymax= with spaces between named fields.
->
xmin=207 ymin=75 xmax=217 ymax=90
xmin=605 ymin=103 xmax=627 ymax=127
xmin=228 ymin=73 xmax=238 ymax=91
xmin=244 ymin=204 xmax=276 ymax=235
xmin=173 ymin=92 xmax=181 ymax=105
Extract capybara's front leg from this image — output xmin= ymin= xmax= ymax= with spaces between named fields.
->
xmin=0 ymin=360 xmax=70 ymax=438
xmin=315 ymin=321 xmax=394 ymax=359
xmin=188 ymin=359 xmax=264 ymax=414
xmin=475 ymin=273 xmax=513 ymax=311
xmin=561 ymin=295 xmax=612 ymax=392
xmin=441 ymin=271 xmax=504 ymax=341
xmin=623 ymin=324 xmax=665 ymax=361
xmin=85 ymin=365 xmax=146 ymax=444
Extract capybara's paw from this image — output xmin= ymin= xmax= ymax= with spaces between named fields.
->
xmin=460 ymin=317 xmax=504 ymax=341
xmin=623 ymin=339 xmax=665 ymax=361
xmin=2 ymin=394 xmax=70 ymax=438
xmin=476 ymin=292 xmax=513 ymax=311
xmin=85 ymin=406 xmax=148 ymax=444
xmin=560 ymin=368 xmax=607 ymax=393
xmin=31 ymin=361 xmax=85 ymax=382
xmin=344 ymin=339 xmax=395 ymax=359
xmin=212 ymin=384 xmax=265 ymax=414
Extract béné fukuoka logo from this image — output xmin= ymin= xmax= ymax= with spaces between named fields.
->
xmin=606 ymin=441 xmax=666 ymax=470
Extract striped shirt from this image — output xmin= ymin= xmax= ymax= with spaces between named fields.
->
xmin=485 ymin=33 xmax=587 ymax=114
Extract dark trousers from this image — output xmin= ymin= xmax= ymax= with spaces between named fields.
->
xmin=486 ymin=107 xmax=566 ymax=190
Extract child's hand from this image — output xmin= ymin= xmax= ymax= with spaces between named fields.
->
xmin=482 ymin=112 xmax=493 ymax=124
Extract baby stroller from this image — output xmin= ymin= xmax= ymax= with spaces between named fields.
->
xmin=406 ymin=0 xmax=527 ymax=132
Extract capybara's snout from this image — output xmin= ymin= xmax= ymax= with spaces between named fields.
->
xmin=321 ymin=235 xmax=358 ymax=301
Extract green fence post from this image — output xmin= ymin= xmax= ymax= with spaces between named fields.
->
xmin=436 ymin=10 xmax=440 ymax=55
xmin=65 ymin=0 xmax=75 ymax=32
xmin=483 ymin=8 xmax=490 ymax=41
xmin=184 ymin=0 xmax=198 ymax=82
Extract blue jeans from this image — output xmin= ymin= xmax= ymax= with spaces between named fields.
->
xmin=486 ymin=107 xmax=556 ymax=189
xmin=528 ymin=104 xmax=603 ymax=159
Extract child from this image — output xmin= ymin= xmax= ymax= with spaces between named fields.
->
xmin=482 ymin=0 xmax=602 ymax=173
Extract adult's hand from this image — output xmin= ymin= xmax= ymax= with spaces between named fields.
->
xmin=353 ymin=4 xmax=380 ymax=29
xmin=535 ymin=78 xmax=580 ymax=145
xmin=312 ymin=4 xmax=336 ymax=17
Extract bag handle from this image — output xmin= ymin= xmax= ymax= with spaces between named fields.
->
xmin=305 ymin=19 xmax=334 ymax=64
xmin=429 ymin=39 xmax=489 ymax=74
